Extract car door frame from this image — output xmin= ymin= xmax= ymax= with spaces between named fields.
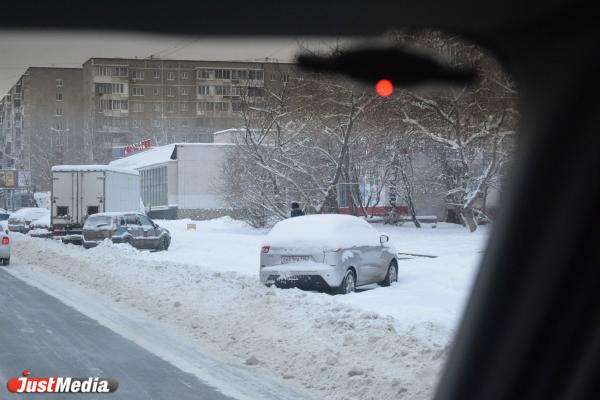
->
xmin=125 ymin=214 xmax=144 ymax=248
xmin=138 ymin=214 xmax=159 ymax=249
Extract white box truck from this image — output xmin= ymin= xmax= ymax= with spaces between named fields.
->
xmin=50 ymin=165 xmax=141 ymax=236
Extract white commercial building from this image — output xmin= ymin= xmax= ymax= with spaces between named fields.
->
xmin=109 ymin=143 xmax=233 ymax=219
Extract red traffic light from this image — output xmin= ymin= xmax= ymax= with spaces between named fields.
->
xmin=375 ymin=79 xmax=394 ymax=97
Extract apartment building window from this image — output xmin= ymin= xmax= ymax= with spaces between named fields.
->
xmin=56 ymin=93 xmax=63 ymax=101
xmin=112 ymin=83 xmax=124 ymax=94
xmin=181 ymin=87 xmax=189 ymax=96
xmin=167 ymin=103 xmax=176 ymax=112
xmin=196 ymin=69 xmax=214 ymax=79
xmin=131 ymin=70 xmax=145 ymax=80
xmin=152 ymin=120 xmax=160 ymax=127
xmin=215 ymin=86 xmax=232 ymax=96
xmin=182 ymin=71 xmax=189 ymax=79
xmin=132 ymin=120 xmax=141 ymax=128
xmin=181 ymin=119 xmax=188 ymax=127
xmin=153 ymin=88 xmax=160 ymax=96
xmin=197 ymin=102 xmax=214 ymax=113
xmin=167 ymin=71 xmax=175 ymax=80
xmin=198 ymin=85 xmax=210 ymax=96
xmin=215 ymin=102 xmax=229 ymax=112
xmin=56 ymin=107 xmax=63 ymax=116
xmin=95 ymin=83 xmax=110 ymax=94
xmin=154 ymin=104 xmax=161 ymax=112
xmin=94 ymin=66 xmax=128 ymax=77
xmin=215 ymin=69 xmax=231 ymax=80
xmin=168 ymin=120 xmax=175 ymax=128
xmin=132 ymin=103 xmax=144 ymax=113
xmin=54 ymin=121 xmax=64 ymax=130
xmin=231 ymin=69 xmax=249 ymax=80
xmin=153 ymin=70 xmax=160 ymax=79
xmin=231 ymin=86 xmax=243 ymax=96
xmin=248 ymin=70 xmax=264 ymax=80
xmin=232 ymin=102 xmax=242 ymax=112
xmin=98 ymin=99 xmax=128 ymax=111
xmin=167 ymin=87 xmax=175 ymax=97
xmin=56 ymin=79 xmax=64 ymax=87
xmin=95 ymin=83 xmax=124 ymax=94
xmin=132 ymin=87 xmax=145 ymax=96
xmin=181 ymin=103 xmax=188 ymax=112
xmin=115 ymin=99 xmax=128 ymax=110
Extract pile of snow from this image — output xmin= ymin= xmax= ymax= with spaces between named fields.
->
xmin=8 ymin=217 xmax=489 ymax=400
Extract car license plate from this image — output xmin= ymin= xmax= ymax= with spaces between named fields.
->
xmin=280 ymin=256 xmax=309 ymax=264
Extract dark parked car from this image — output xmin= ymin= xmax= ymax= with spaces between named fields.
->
xmin=82 ymin=212 xmax=170 ymax=251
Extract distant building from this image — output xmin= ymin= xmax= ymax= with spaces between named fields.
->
xmin=109 ymin=143 xmax=234 ymax=219
xmin=0 ymin=67 xmax=83 ymax=191
xmin=0 ymin=59 xmax=297 ymax=190
xmin=82 ymin=58 xmax=296 ymax=164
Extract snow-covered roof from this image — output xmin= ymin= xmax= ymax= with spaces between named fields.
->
xmin=109 ymin=143 xmax=234 ymax=170
xmin=51 ymin=165 xmax=139 ymax=176
xmin=109 ymin=145 xmax=177 ymax=170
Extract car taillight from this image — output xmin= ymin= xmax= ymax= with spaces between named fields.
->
xmin=261 ymin=245 xmax=270 ymax=253
xmin=2 ymin=237 xmax=9 ymax=245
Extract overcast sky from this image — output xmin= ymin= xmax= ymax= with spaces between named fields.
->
xmin=0 ymin=30 xmax=339 ymax=94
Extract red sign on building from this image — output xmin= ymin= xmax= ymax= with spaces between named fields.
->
xmin=124 ymin=139 xmax=153 ymax=155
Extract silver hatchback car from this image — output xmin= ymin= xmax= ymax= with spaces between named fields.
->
xmin=259 ymin=214 xmax=398 ymax=294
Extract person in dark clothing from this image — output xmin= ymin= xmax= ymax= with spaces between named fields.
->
xmin=290 ymin=202 xmax=305 ymax=217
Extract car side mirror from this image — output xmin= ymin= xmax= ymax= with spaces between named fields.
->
xmin=153 ymin=223 xmax=159 ymax=229
xmin=380 ymin=234 xmax=390 ymax=245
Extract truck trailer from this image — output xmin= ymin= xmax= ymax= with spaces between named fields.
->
xmin=50 ymin=165 xmax=141 ymax=237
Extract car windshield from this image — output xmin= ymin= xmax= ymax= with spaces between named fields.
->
xmin=84 ymin=215 xmax=113 ymax=228
xmin=0 ymin=28 xmax=517 ymax=400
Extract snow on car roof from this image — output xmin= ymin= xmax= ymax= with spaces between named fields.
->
xmin=51 ymin=165 xmax=139 ymax=176
xmin=11 ymin=207 xmax=50 ymax=217
xmin=265 ymin=214 xmax=381 ymax=249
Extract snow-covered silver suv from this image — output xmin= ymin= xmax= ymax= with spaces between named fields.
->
xmin=82 ymin=212 xmax=170 ymax=251
xmin=259 ymin=214 xmax=398 ymax=294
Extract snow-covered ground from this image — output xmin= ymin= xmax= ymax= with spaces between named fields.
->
xmin=6 ymin=217 xmax=489 ymax=400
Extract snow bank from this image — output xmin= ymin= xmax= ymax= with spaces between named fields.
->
xmin=9 ymin=218 xmax=489 ymax=400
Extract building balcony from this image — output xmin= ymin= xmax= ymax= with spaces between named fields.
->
xmin=96 ymin=126 xmax=129 ymax=134
xmin=100 ymin=110 xmax=129 ymax=117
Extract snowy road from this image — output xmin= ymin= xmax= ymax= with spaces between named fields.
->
xmin=0 ymin=268 xmax=237 ymax=400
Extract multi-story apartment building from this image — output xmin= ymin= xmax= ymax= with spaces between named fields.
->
xmin=0 ymin=59 xmax=295 ymax=189
xmin=0 ymin=67 xmax=83 ymax=191
xmin=82 ymin=58 xmax=295 ymax=163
